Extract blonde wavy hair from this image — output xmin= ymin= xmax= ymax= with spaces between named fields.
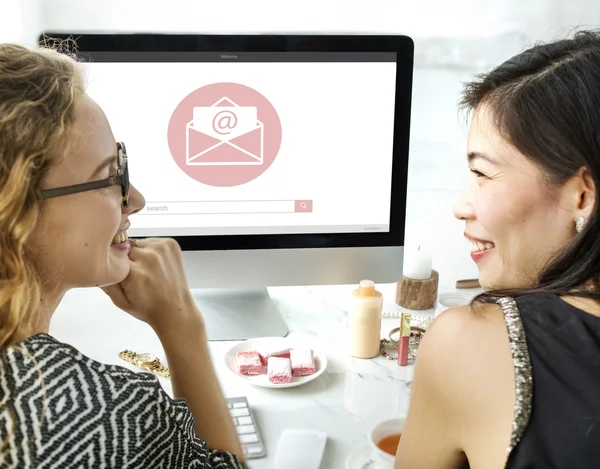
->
xmin=0 ymin=40 xmax=84 ymax=349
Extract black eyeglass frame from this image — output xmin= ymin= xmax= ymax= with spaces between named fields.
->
xmin=39 ymin=142 xmax=130 ymax=207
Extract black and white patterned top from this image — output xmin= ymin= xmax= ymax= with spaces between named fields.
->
xmin=0 ymin=333 xmax=246 ymax=469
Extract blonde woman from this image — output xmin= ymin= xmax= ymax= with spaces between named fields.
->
xmin=0 ymin=43 xmax=246 ymax=468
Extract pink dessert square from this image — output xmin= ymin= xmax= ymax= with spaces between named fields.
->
xmin=236 ymin=351 xmax=262 ymax=375
xmin=267 ymin=357 xmax=292 ymax=384
xmin=258 ymin=346 xmax=291 ymax=366
xmin=290 ymin=349 xmax=316 ymax=376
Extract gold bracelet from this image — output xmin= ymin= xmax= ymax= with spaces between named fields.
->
xmin=118 ymin=349 xmax=171 ymax=379
xmin=387 ymin=326 xmax=426 ymax=347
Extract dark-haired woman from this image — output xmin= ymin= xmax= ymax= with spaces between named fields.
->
xmin=395 ymin=30 xmax=600 ymax=469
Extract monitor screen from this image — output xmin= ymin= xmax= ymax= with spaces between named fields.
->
xmin=82 ymin=51 xmax=398 ymax=237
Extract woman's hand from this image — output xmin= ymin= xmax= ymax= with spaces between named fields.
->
xmin=101 ymin=237 xmax=202 ymax=333
xmin=103 ymin=238 xmax=245 ymax=459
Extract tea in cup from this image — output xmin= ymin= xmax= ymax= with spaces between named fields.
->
xmin=367 ymin=417 xmax=405 ymax=469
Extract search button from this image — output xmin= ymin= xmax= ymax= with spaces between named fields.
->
xmin=294 ymin=200 xmax=313 ymax=213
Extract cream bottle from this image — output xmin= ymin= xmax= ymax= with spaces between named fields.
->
xmin=348 ymin=280 xmax=383 ymax=358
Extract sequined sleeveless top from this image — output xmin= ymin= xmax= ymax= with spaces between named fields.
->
xmin=498 ymin=293 xmax=600 ymax=468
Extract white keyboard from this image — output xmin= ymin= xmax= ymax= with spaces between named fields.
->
xmin=227 ymin=396 xmax=266 ymax=459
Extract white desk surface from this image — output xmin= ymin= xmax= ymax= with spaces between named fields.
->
xmin=49 ymin=279 xmax=481 ymax=468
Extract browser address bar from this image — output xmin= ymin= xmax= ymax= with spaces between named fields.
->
xmin=139 ymin=200 xmax=313 ymax=215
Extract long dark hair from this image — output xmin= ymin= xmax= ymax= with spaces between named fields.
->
xmin=460 ymin=29 xmax=600 ymax=304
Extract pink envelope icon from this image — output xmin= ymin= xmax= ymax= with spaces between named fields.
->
xmin=186 ymin=97 xmax=264 ymax=166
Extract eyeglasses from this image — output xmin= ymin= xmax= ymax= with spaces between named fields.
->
xmin=39 ymin=142 xmax=130 ymax=207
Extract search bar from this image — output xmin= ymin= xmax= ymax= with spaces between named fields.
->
xmin=139 ymin=200 xmax=313 ymax=215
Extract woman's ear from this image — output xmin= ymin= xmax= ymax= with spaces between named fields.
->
xmin=568 ymin=167 xmax=596 ymax=233
xmin=576 ymin=167 xmax=596 ymax=218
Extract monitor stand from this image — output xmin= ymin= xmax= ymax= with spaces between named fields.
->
xmin=190 ymin=287 xmax=290 ymax=341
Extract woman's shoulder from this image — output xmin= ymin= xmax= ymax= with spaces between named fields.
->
xmin=421 ymin=297 xmax=530 ymax=373
xmin=418 ymin=299 xmax=529 ymax=449
xmin=0 ymin=333 xmax=185 ymax=425
xmin=3 ymin=333 xmax=152 ymax=385
xmin=1 ymin=333 xmax=171 ymax=412
xmin=1 ymin=332 xmax=87 ymax=376
xmin=0 ymin=334 xmax=247 ymax=468
xmin=416 ymin=299 xmax=518 ymax=413
xmin=422 ymin=300 xmax=510 ymax=358
xmin=396 ymin=301 xmax=521 ymax=467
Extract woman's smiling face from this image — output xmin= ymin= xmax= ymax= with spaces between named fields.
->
xmin=453 ymin=105 xmax=578 ymax=290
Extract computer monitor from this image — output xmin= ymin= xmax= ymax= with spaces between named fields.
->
xmin=41 ymin=33 xmax=414 ymax=341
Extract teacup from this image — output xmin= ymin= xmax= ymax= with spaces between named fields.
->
xmin=367 ymin=417 xmax=405 ymax=469
xmin=434 ymin=292 xmax=473 ymax=317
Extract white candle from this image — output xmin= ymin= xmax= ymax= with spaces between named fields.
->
xmin=403 ymin=247 xmax=432 ymax=280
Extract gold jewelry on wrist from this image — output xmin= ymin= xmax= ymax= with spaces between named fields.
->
xmin=118 ymin=349 xmax=170 ymax=379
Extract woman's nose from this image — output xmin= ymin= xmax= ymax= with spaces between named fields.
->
xmin=125 ymin=184 xmax=145 ymax=215
xmin=454 ymin=189 xmax=475 ymax=221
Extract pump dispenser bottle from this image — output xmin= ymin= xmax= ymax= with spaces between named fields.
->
xmin=348 ymin=280 xmax=383 ymax=358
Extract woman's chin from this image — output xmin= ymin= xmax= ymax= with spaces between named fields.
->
xmin=101 ymin=260 xmax=131 ymax=287
xmin=475 ymin=270 xmax=496 ymax=291
xmin=477 ymin=273 xmax=515 ymax=292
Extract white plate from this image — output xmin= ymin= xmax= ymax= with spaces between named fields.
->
xmin=345 ymin=444 xmax=378 ymax=469
xmin=224 ymin=337 xmax=327 ymax=388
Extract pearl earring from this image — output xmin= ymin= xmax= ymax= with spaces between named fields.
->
xmin=576 ymin=216 xmax=587 ymax=233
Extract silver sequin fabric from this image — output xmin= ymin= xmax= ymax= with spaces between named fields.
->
xmin=497 ymin=297 xmax=534 ymax=453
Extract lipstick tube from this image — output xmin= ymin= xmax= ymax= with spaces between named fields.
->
xmin=398 ymin=313 xmax=411 ymax=366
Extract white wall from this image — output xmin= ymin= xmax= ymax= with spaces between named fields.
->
xmin=37 ymin=0 xmax=600 ymax=67
xmin=2 ymin=0 xmax=600 ymax=285
xmin=36 ymin=0 xmax=538 ymax=70
xmin=38 ymin=0 xmax=535 ymax=38
xmin=0 ymin=0 xmax=41 ymax=45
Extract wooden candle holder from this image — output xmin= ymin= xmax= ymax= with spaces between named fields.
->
xmin=395 ymin=270 xmax=439 ymax=310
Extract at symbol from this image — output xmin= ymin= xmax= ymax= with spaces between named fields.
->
xmin=212 ymin=110 xmax=238 ymax=135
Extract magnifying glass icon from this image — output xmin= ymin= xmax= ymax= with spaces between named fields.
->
xmin=300 ymin=202 xmax=307 ymax=209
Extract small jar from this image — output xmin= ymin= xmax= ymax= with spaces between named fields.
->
xmin=348 ymin=280 xmax=383 ymax=358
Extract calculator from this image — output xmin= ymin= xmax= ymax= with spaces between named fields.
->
xmin=227 ymin=396 xmax=266 ymax=459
